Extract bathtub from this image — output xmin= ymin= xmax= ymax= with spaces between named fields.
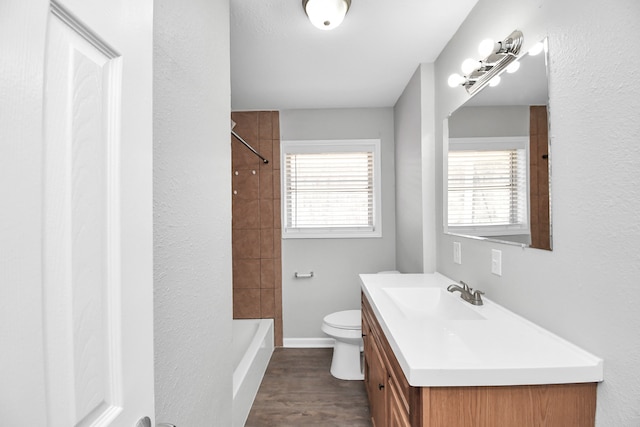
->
xmin=232 ymin=318 xmax=274 ymax=427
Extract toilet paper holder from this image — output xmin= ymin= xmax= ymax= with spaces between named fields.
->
xmin=294 ymin=271 xmax=314 ymax=279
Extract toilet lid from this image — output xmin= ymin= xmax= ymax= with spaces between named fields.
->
xmin=324 ymin=310 xmax=361 ymax=330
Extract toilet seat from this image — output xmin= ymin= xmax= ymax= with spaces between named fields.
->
xmin=323 ymin=310 xmax=361 ymax=330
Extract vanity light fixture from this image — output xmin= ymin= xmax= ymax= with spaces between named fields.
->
xmin=302 ymin=0 xmax=351 ymax=31
xmin=506 ymin=60 xmax=521 ymax=73
xmin=448 ymin=29 xmax=524 ymax=94
xmin=488 ymin=75 xmax=501 ymax=87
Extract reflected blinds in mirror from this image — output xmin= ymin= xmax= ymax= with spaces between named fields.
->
xmin=448 ymin=146 xmax=527 ymax=232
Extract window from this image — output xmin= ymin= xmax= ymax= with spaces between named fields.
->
xmin=447 ymin=137 xmax=528 ymax=236
xmin=281 ymin=139 xmax=381 ymax=238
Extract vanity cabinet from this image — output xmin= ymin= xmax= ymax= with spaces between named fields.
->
xmin=363 ymin=294 xmax=414 ymax=426
xmin=364 ymin=324 xmax=387 ymax=426
xmin=362 ymin=292 xmax=597 ymax=427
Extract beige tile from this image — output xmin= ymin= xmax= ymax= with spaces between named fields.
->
xmin=274 ymin=199 xmax=281 ymax=229
xmin=232 ymin=229 xmax=260 ymax=259
xmin=232 ymin=111 xmax=258 ymax=141
xmin=232 ymin=168 xmax=259 ymax=200
xmin=272 ymin=111 xmax=280 ymax=140
xmin=259 ymin=111 xmax=273 ymax=141
xmin=259 ymin=139 xmax=273 ymax=168
xmin=274 ymin=236 xmax=281 ymax=259
xmin=260 ymin=228 xmax=274 ymax=259
xmin=260 ymin=199 xmax=274 ymax=229
xmin=233 ymin=289 xmax=261 ymax=319
xmin=530 ymin=195 xmax=540 ymax=224
xmin=260 ymin=289 xmax=275 ymax=318
xmin=232 ymin=199 xmax=260 ymax=230
xmin=538 ymin=196 xmax=550 ymax=222
xmin=232 ymin=135 xmax=260 ymax=169
xmin=273 ymin=171 xmax=281 ymax=199
xmin=272 ymin=139 xmax=281 ymax=170
xmin=275 ymin=261 xmax=282 ymax=330
xmin=275 ymin=257 xmax=282 ymax=289
xmin=232 ymin=112 xmax=260 ymax=169
xmin=233 ymin=259 xmax=261 ymax=289
xmin=261 ymin=258 xmax=275 ymax=289
xmin=274 ymin=317 xmax=283 ymax=346
xmin=259 ymin=168 xmax=273 ymax=200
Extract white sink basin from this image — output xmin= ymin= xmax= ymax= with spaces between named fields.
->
xmin=360 ymin=273 xmax=604 ymax=387
xmin=382 ymin=287 xmax=485 ymax=321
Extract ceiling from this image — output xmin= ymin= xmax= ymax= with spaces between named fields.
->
xmin=230 ymin=0 xmax=479 ymax=111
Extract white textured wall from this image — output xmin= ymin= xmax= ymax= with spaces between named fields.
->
xmin=280 ymin=108 xmax=396 ymax=339
xmin=434 ymin=0 xmax=640 ymax=425
xmin=153 ymin=0 xmax=233 ymax=425
xmin=394 ymin=64 xmax=437 ymax=274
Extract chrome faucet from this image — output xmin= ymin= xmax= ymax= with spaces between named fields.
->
xmin=447 ymin=280 xmax=484 ymax=306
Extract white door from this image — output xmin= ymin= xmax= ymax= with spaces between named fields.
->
xmin=0 ymin=0 xmax=154 ymax=426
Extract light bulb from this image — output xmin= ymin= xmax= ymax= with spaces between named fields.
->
xmin=448 ymin=73 xmax=465 ymax=88
xmin=304 ymin=0 xmax=349 ymax=31
xmin=506 ymin=61 xmax=520 ymax=73
xmin=489 ymin=75 xmax=501 ymax=87
xmin=461 ymin=58 xmax=478 ymax=75
xmin=528 ymin=42 xmax=544 ymax=56
xmin=478 ymin=38 xmax=495 ymax=57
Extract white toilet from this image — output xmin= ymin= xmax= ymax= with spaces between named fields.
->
xmin=321 ymin=309 xmax=364 ymax=380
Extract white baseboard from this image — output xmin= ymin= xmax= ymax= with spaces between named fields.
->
xmin=283 ymin=337 xmax=334 ymax=348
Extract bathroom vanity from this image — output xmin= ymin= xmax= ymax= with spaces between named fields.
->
xmin=360 ymin=273 xmax=603 ymax=427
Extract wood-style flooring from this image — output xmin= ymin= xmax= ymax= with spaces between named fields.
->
xmin=245 ymin=348 xmax=372 ymax=427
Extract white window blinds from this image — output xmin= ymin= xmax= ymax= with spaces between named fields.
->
xmin=447 ymin=138 xmax=528 ymax=232
xmin=282 ymin=140 xmax=381 ymax=238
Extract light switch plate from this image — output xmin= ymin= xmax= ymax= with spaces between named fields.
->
xmin=491 ymin=249 xmax=502 ymax=276
xmin=453 ymin=242 xmax=462 ymax=265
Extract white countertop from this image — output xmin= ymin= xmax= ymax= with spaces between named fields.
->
xmin=360 ymin=273 xmax=604 ymax=387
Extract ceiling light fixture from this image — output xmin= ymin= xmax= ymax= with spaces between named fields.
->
xmin=302 ymin=0 xmax=351 ymax=31
xmin=448 ymin=29 xmax=524 ymax=94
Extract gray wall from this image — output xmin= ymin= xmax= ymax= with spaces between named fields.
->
xmin=448 ymin=106 xmax=529 ymax=138
xmin=153 ymin=0 xmax=233 ymax=425
xmin=280 ymin=108 xmax=396 ymax=340
xmin=433 ymin=0 xmax=640 ymax=425
xmin=394 ymin=64 xmax=437 ymax=274
xmin=394 ymin=68 xmax=424 ymax=273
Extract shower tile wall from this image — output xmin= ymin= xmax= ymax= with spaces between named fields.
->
xmin=231 ymin=111 xmax=283 ymax=346
xmin=529 ymin=105 xmax=550 ymax=250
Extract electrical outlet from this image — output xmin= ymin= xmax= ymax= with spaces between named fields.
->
xmin=491 ymin=249 xmax=502 ymax=276
xmin=453 ymin=242 xmax=462 ymax=265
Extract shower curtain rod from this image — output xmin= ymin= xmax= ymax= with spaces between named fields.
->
xmin=231 ymin=130 xmax=269 ymax=164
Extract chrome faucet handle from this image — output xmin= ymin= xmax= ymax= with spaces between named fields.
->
xmin=459 ymin=280 xmax=471 ymax=292
xmin=470 ymin=289 xmax=485 ymax=306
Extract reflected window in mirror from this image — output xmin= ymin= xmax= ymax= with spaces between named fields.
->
xmin=444 ymin=38 xmax=552 ymax=250
xmin=448 ymin=136 xmax=528 ymax=242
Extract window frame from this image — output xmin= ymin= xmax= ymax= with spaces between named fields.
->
xmin=280 ymin=139 xmax=382 ymax=239
xmin=445 ymin=136 xmax=530 ymax=237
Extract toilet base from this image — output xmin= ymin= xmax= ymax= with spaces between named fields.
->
xmin=330 ymin=340 xmax=364 ymax=380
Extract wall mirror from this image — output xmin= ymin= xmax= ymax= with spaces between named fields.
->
xmin=444 ymin=38 xmax=552 ymax=250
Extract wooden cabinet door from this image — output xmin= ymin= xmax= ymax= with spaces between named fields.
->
xmin=363 ymin=309 xmax=373 ymax=403
xmin=368 ymin=336 xmax=388 ymax=427
xmin=388 ymin=376 xmax=411 ymax=427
